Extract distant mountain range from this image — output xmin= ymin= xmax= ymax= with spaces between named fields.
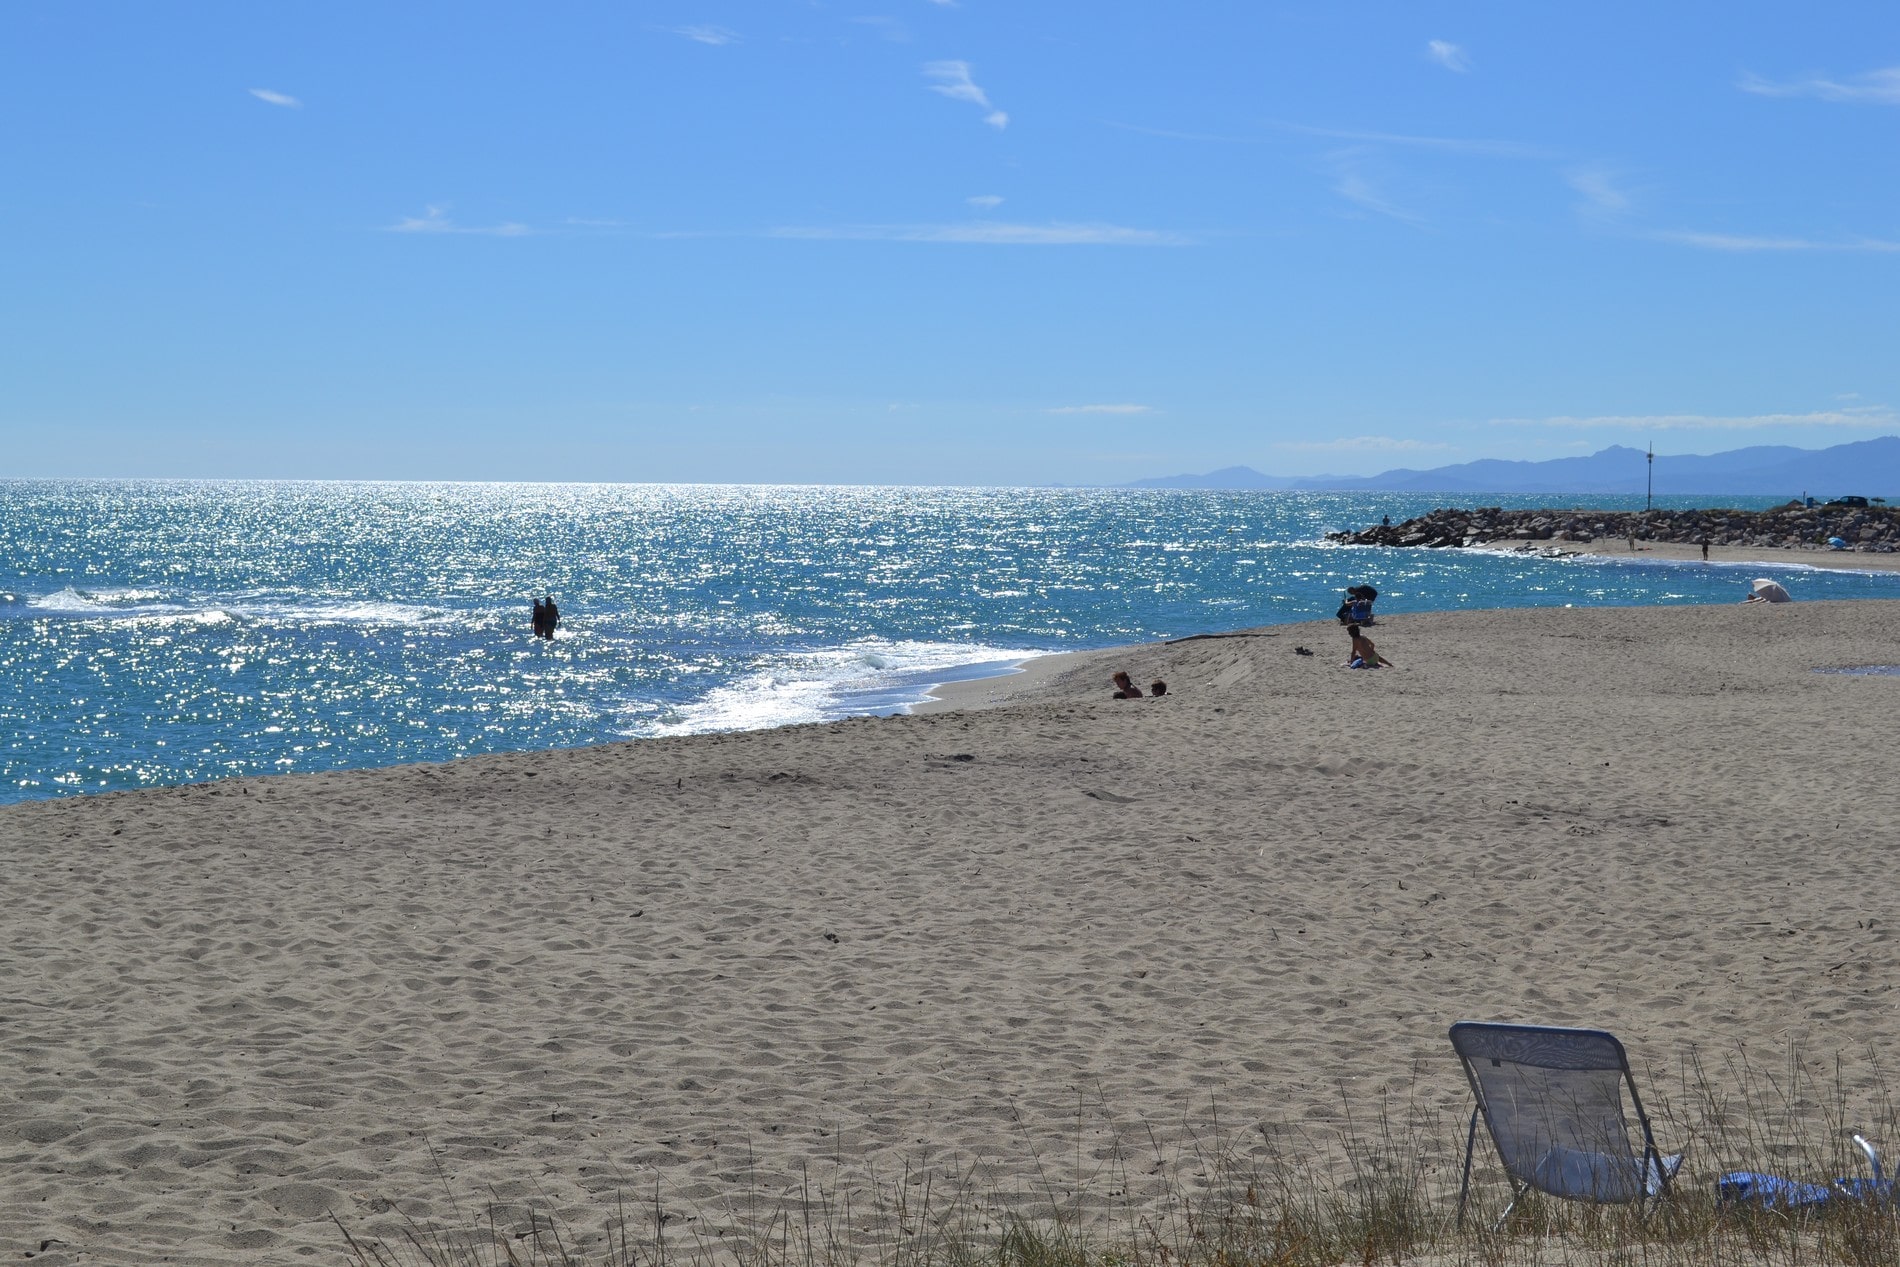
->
xmin=1127 ymin=437 xmax=1900 ymax=496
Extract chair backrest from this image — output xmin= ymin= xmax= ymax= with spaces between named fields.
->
xmin=1450 ymin=1021 xmax=1658 ymax=1203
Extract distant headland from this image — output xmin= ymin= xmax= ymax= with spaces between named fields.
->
xmin=1127 ymin=436 xmax=1900 ymax=497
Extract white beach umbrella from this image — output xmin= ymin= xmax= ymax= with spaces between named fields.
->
xmin=1750 ymin=578 xmax=1793 ymax=603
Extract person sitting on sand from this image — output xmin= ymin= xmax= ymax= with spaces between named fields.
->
xmin=1344 ymin=624 xmax=1391 ymax=669
xmin=1111 ymin=671 xmax=1143 ymax=698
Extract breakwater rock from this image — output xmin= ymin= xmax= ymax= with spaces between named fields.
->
xmin=1330 ymin=504 xmax=1900 ymax=552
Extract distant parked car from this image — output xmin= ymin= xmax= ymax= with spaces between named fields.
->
xmin=1824 ymin=495 xmax=1871 ymax=507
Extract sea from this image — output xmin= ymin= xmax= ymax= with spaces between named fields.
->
xmin=5 ymin=479 xmax=1899 ymax=806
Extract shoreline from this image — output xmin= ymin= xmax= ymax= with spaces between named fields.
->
xmin=8 ymin=599 xmax=1900 ymax=1261
xmin=918 ymin=537 xmax=1900 ymax=711
xmin=1474 ymin=537 xmax=1900 ymax=573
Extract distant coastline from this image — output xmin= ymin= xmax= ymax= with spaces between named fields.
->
xmin=1128 ymin=435 xmax=1900 ymax=497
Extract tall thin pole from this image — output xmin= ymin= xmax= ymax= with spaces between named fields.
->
xmin=1646 ymin=442 xmax=1653 ymax=511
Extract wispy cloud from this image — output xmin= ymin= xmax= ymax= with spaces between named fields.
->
xmin=1276 ymin=436 xmax=1453 ymax=453
xmin=1113 ymin=118 xmax=1544 ymax=157
xmin=1649 ymin=229 xmax=1900 ymax=252
xmin=1046 ymin=404 xmax=1154 ymax=415
xmin=1426 ymin=40 xmax=1470 ymax=73
xmin=852 ymin=16 xmax=910 ymax=42
xmin=1567 ymin=167 xmax=1631 ymax=215
xmin=1108 ymin=121 xmax=1263 ymax=144
xmin=386 ymin=205 xmax=532 ymax=237
xmin=1326 ymin=151 xmax=1424 ymax=224
xmin=1271 ymin=121 xmax=1546 ymax=159
xmin=965 ymin=194 xmax=1004 ymax=209
xmin=1740 ymin=66 xmax=1900 ymax=104
xmin=1497 ymin=407 xmax=1898 ymax=430
xmin=248 ymin=88 xmax=301 ymax=108
xmin=770 ymin=221 xmax=1191 ymax=245
xmin=924 ymin=60 xmax=1007 ymax=129
xmin=667 ymin=24 xmax=739 ymax=46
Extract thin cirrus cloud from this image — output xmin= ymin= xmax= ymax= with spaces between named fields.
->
xmin=666 ymin=24 xmax=739 ymax=46
xmin=1426 ymin=40 xmax=1471 ymax=73
xmin=1498 ymin=407 xmax=1899 ymax=430
xmin=1739 ymin=66 xmax=1900 ymax=104
xmin=386 ymin=206 xmax=532 ymax=237
xmin=1649 ymin=229 xmax=1900 ymax=252
xmin=851 ymin=16 xmax=910 ymax=42
xmin=966 ymin=194 xmax=1004 ymax=209
xmin=1325 ymin=152 xmax=1424 ymax=225
xmin=248 ymin=88 xmax=301 ymax=108
xmin=1046 ymin=404 xmax=1154 ymax=415
xmin=769 ymin=222 xmax=1189 ymax=245
xmin=1567 ymin=168 xmax=1631 ymax=215
xmin=1114 ymin=119 xmax=1546 ymax=159
xmin=924 ymin=60 xmax=1007 ymax=129
xmin=1271 ymin=121 xmax=1546 ymax=159
xmin=1277 ymin=436 xmax=1452 ymax=452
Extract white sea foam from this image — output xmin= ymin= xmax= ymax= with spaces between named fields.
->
xmin=29 ymin=586 xmax=188 ymax=616
xmin=23 ymin=587 xmax=445 ymax=626
xmin=243 ymin=601 xmax=445 ymax=626
xmin=647 ymin=639 xmax=1032 ymax=737
xmin=1558 ymin=552 xmax=1893 ymax=578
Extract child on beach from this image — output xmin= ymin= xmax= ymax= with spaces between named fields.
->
xmin=1111 ymin=671 xmax=1143 ymax=698
xmin=1344 ymin=625 xmax=1391 ymax=669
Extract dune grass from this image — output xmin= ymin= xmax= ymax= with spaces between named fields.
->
xmin=340 ymin=1049 xmax=1900 ymax=1267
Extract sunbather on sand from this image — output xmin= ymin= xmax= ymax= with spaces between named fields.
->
xmin=1111 ymin=671 xmax=1143 ymax=698
xmin=1344 ymin=624 xmax=1391 ymax=669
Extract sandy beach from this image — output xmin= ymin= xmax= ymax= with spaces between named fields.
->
xmin=6 ymin=600 xmax=1900 ymax=1264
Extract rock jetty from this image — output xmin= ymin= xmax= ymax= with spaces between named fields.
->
xmin=1330 ymin=503 xmax=1900 ymax=552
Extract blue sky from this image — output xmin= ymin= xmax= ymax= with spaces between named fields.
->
xmin=4 ymin=2 xmax=1897 ymax=484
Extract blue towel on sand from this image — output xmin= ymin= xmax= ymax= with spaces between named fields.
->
xmin=1718 ymin=1172 xmax=1897 ymax=1209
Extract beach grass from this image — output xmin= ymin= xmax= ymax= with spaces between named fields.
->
xmin=340 ymin=1049 xmax=1900 ymax=1267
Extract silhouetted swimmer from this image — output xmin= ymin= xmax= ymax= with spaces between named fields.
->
xmin=541 ymin=594 xmax=559 ymax=639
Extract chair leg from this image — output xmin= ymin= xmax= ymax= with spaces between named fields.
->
xmin=1456 ymin=1108 xmax=1479 ymax=1230
xmin=1491 ymin=1182 xmax=1528 ymax=1234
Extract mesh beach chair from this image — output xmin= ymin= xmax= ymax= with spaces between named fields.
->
xmin=1450 ymin=1021 xmax=1681 ymax=1229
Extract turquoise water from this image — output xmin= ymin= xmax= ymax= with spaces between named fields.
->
xmin=5 ymin=480 xmax=1897 ymax=804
